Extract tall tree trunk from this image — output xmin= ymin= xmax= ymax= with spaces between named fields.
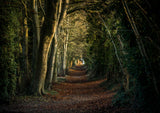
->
xmin=32 ymin=0 xmax=60 ymax=95
xmin=45 ymin=0 xmax=63 ymax=90
xmin=45 ymin=0 xmax=70 ymax=89
xmin=32 ymin=0 xmax=40 ymax=77
xmin=63 ymin=34 xmax=68 ymax=75
xmin=57 ymin=49 xmax=61 ymax=74
xmin=63 ymin=17 xmax=69 ymax=76
xmin=45 ymin=31 xmax=58 ymax=90
xmin=21 ymin=0 xmax=29 ymax=91
xmin=118 ymin=35 xmax=130 ymax=90
xmin=58 ymin=0 xmax=70 ymax=26
xmin=53 ymin=53 xmax=58 ymax=83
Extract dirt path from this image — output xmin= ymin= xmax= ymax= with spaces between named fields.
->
xmin=0 ymin=65 xmax=116 ymax=113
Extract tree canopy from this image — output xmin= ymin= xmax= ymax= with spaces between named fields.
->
xmin=0 ymin=0 xmax=160 ymax=112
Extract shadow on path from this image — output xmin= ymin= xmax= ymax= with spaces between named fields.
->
xmin=0 ymin=65 xmax=118 ymax=113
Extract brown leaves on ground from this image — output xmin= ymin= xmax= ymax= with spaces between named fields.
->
xmin=0 ymin=65 xmax=119 ymax=113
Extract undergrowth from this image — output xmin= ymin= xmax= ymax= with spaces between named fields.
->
xmin=100 ymin=80 xmax=120 ymax=91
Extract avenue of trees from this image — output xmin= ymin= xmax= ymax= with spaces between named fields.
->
xmin=0 ymin=0 xmax=160 ymax=112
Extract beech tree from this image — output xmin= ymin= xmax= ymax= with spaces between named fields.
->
xmin=31 ymin=0 xmax=60 ymax=95
xmin=21 ymin=0 xmax=30 ymax=92
xmin=32 ymin=0 xmax=40 ymax=77
xmin=31 ymin=0 xmax=70 ymax=95
xmin=45 ymin=0 xmax=69 ymax=90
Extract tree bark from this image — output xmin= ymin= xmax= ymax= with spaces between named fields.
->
xmin=70 ymin=60 xmax=73 ymax=68
xmin=45 ymin=31 xmax=58 ymax=90
xmin=57 ymin=49 xmax=61 ymax=74
xmin=21 ymin=0 xmax=29 ymax=91
xmin=45 ymin=0 xmax=68 ymax=89
xmin=53 ymin=53 xmax=58 ymax=83
xmin=118 ymin=35 xmax=130 ymax=91
xmin=63 ymin=17 xmax=69 ymax=76
xmin=32 ymin=0 xmax=59 ymax=95
xmin=63 ymin=35 xmax=68 ymax=75
xmin=58 ymin=0 xmax=70 ymax=26
xmin=32 ymin=0 xmax=40 ymax=77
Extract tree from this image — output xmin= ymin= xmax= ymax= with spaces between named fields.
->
xmin=32 ymin=0 xmax=41 ymax=77
xmin=45 ymin=0 xmax=69 ymax=89
xmin=31 ymin=0 xmax=70 ymax=95
xmin=31 ymin=0 xmax=60 ymax=95
xmin=21 ymin=0 xmax=30 ymax=92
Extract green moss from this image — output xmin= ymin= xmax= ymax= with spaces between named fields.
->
xmin=57 ymin=77 xmax=66 ymax=82
xmin=46 ymin=90 xmax=58 ymax=96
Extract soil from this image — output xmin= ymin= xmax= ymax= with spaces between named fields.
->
xmin=0 ymin=65 xmax=124 ymax=113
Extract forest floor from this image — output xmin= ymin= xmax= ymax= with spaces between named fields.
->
xmin=0 ymin=65 xmax=130 ymax=113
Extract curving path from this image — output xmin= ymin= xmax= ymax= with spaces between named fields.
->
xmin=0 ymin=65 xmax=117 ymax=113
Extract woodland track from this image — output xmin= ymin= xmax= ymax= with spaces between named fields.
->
xmin=0 ymin=65 xmax=119 ymax=113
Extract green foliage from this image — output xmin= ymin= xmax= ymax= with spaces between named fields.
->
xmin=100 ymin=80 xmax=120 ymax=91
xmin=57 ymin=77 xmax=66 ymax=82
xmin=0 ymin=1 xmax=21 ymax=103
xmin=111 ymin=0 xmax=160 ymax=112
xmin=46 ymin=90 xmax=58 ymax=96
xmin=85 ymin=6 xmax=122 ymax=81
xmin=84 ymin=0 xmax=160 ymax=112
xmin=112 ymin=87 xmax=135 ymax=107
